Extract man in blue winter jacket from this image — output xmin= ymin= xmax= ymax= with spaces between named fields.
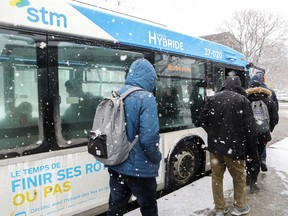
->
xmin=107 ymin=58 xmax=162 ymax=216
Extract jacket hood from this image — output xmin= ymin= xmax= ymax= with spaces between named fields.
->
xmin=125 ymin=58 xmax=157 ymax=93
xmin=221 ymin=76 xmax=246 ymax=95
xmin=246 ymin=86 xmax=271 ymax=97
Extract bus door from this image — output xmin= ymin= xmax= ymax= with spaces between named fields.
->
xmin=211 ymin=64 xmax=247 ymax=92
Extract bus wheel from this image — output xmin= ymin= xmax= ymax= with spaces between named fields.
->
xmin=167 ymin=142 xmax=200 ymax=191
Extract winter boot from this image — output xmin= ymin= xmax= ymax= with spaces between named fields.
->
xmin=250 ymin=181 xmax=260 ymax=194
xmin=261 ymin=161 xmax=268 ymax=172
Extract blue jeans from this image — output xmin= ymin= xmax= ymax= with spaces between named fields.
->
xmin=107 ymin=168 xmax=158 ymax=216
xmin=262 ymin=147 xmax=267 ymax=162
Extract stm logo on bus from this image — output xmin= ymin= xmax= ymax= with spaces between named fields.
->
xmin=10 ymin=0 xmax=30 ymax=7
xmin=9 ymin=0 xmax=67 ymax=28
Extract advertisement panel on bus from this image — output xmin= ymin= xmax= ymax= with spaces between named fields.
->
xmin=1 ymin=147 xmax=110 ymax=216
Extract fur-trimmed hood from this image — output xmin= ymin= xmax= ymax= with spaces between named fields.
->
xmin=246 ymin=86 xmax=271 ymax=97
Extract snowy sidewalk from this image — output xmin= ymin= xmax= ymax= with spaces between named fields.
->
xmin=125 ymin=138 xmax=288 ymax=216
xmin=125 ymin=170 xmax=233 ymax=216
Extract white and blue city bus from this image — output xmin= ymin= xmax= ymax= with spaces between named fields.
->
xmin=0 ymin=0 xmax=250 ymax=215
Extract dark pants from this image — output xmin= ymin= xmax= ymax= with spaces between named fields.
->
xmin=246 ymin=142 xmax=266 ymax=182
xmin=107 ymin=168 xmax=158 ymax=216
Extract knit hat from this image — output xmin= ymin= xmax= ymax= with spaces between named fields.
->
xmin=249 ymin=80 xmax=262 ymax=88
xmin=250 ymin=74 xmax=264 ymax=84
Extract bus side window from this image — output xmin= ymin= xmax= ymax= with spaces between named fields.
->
xmin=58 ymin=74 xmax=103 ymax=140
xmin=56 ymin=41 xmax=143 ymax=143
xmin=0 ymin=32 xmax=40 ymax=151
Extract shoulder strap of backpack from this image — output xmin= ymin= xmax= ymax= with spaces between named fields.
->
xmin=120 ymin=86 xmax=144 ymax=99
xmin=128 ymin=135 xmax=139 ymax=150
xmin=121 ymin=87 xmax=143 ymax=149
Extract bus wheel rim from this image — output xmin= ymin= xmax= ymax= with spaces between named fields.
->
xmin=173 ymin=150 xmax=195 ymax=180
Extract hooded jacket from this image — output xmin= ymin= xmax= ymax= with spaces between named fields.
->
xmin=246 ymin=83 xmax=279 ymax=142
xmin=250 ymin=73 xmax=279 ymax=111
xmin=200 ymin=76 xmax=258 ymax=160
xmin=108 ymin=58 xmax=162 ymax=177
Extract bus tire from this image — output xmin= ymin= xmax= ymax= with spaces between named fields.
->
xmin=166 ymin=141 xmax=200 ymax=191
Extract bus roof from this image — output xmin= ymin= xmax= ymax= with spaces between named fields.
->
xmin=0 ymin=0 xmax=247 ymax=67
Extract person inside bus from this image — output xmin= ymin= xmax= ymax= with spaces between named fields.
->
xmin=157 ymin=86 xmax=182 ymax=127
xmin=106 ymin=58 xmax=162 ymax=216
xmin=199 ymin=76 xmax=259 ymax=216
xmin=62 ymin=79 xmax=101 ymax=123
xmin=162 ymin=86 xmax=180 ymax=116
xmin=3 ymin=101 xmax=33 ymax=127
xmin=188 ymin=82 xmax=204 ymax=127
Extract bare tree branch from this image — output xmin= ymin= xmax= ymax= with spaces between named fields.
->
xmin=218 ymin=9 xmax=288 ymax=89
xmin=220 ymin=10 xmax=288 ymax=65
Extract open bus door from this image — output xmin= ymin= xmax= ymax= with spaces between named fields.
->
xmin=206 ymin=62 xmax=250 ymax=93
xmin=246 ymin=62 xmax=266 ymax=83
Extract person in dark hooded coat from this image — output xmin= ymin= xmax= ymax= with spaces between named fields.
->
xmin=250 ymin=72 xmax=279 ymax=171
xmin=245 ymin=80 xmax=279 ymax=193
xmin=199 ymin=76 xmax=259 ymax=216
xmin=107 ymin=58 xmax=162 ymax=216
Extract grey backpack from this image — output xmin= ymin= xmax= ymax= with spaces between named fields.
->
xmin=251 ymin=100 xmax=270 ymax=133
xmin=88 ymin=87 xmax=143 ymax=165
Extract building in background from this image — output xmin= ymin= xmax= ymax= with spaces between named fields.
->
xmin=201 ymin=32 xmax=242 ymax=52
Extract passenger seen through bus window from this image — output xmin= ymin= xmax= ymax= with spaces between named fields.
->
xmin=188 ymin=82 xmax=205 ymax=127
xmin=62 ymin=79 xmax=102 ymax=123
xmin=3 ymin=101 xmax=33 ymax=127
xmin=162 ymin=86 xmax=180 ymax=117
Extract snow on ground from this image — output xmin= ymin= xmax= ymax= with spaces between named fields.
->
xmin=266 ymin=137 xmax=288 ymax=195
xmin=125 ymin=138 xmax=288 ymax=216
